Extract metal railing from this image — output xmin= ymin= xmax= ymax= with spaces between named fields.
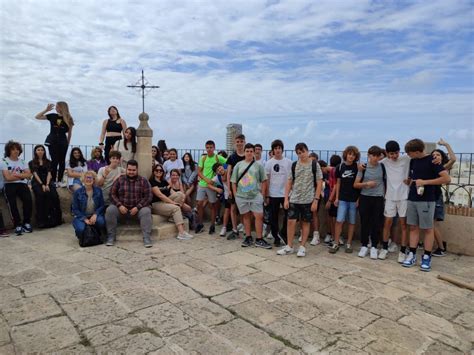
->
xmin=1 ymin=143 xmax=473 ymax=206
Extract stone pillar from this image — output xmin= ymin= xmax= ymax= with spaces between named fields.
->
xmin=136 ymin=112 xmax=153 ymax=179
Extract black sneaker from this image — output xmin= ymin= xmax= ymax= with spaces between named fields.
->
xmin=215 ymin=216 xmax=222 ymax=225
xmin=15 ymin=226 xmax=23 ymax=236
xmin=209 ymin=224 xmax=215 ymax=235
xmin=22 ymin=223 xmax=33 ymax=233
xmin=226 ymin=230 xmax=238 ymax=240
xmin=255 ymin=238 xmax=272 ymax=249
xmin=432 ymin=248 xmax=446 ymax=257
xmin=195 ymin=223 xmax=204 ymax=234
xmin=241 ymin=236 xmax=253 ymax=247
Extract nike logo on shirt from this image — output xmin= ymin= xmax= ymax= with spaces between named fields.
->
xmin=341 ymin=171 xmax=355 ymax=178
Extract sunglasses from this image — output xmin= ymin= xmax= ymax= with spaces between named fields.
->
xmin=85 ymin=176 xmax=94 ymax=180
xmin=154 ymin=169 xmax=164 ymax=173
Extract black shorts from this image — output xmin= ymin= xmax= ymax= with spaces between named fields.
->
xmin=288 ymin=203 xmax=312 ymax=222
xmin=328 ymin=203 xmax=338 ymax=218
xmin=224 ymin=199 xmax=231 ymax=209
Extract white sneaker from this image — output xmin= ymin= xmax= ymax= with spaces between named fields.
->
xmin=324 ymin=234 xmax=332 ymax=244
xmin=388 ymin=242 xmax=398 ymax=253
xmin=310 ymin=231 xmax=320 ymax=246
xmin=177 ymin=232 xmax=193 ymax=240
xmin=297 ymin=246 xmax=306 ymax=257
xmin=378 ymin=249 xmax=388 ymax=260
xmin=398 ymin=251 xmax=406 ymax=264
xmin=358 ymin=246 xmax=369 ymax=258
xmin=370 ymin=247 xmax=378 ymax=259
xmin=277 ymin=245 xmax=294 ymax=255
xmin=237 ymin=223 xmax=244 ymax=233
xmin=219 ymin=226 xmax=227 ymax=237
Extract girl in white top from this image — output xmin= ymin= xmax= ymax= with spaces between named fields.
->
xmin=67 ymin=147 xmax=87 ymax=192
xmin=113 ymin=127 xmax=136 ymax=169
xmin=163 ymin=148 xmax=184 ymax=180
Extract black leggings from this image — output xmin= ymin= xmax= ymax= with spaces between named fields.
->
xmin=359 ymin=195 xmax=384 ymax=248
xmin=105 ymin=136 xmax=121 ymax=164
xmin=32 ymin=184 xmax=61 ymax=227
xmin=3 ymin=183 xmax=32 ymax=227
xmin=48 ymin=143 xmax=68 ymax=183
xmin=269 ymin=197 xmax=288 ymax=239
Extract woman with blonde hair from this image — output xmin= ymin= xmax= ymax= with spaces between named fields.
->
xmin=35 ymin=101 xmax=74 ymax=186
xmin=99 ymin=106 xmax=127 ymax=163
xmin=86 ymin=146 xmax=107 ymax=173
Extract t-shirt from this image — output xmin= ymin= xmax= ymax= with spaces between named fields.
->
xmin=198 ymin=154 xmax=227 ymax=187
xmin=149 ymin=178 xmax=170 ymax=203
xmin=227 ymin=152 xmax=245 ymax=169
xmin=1 ymin=157 xmax=29 ymax=184
xmin=163 ymin=159 xmax=184 ymax=180
xmin=336 ymin=162 xmax=360 ymax=202
xmin=67 ymin=161 xmax=87 ymax=186
xmin=212 ymin=174 xmax=230 ymax=199
xmin=98 ymin=165 xmax=125 ymax=204
xmin=113 ymin=140 xmax=135 ymax=169
xmin=357 ymin=163 xmax=385 ymax=197
xmin=289 ymin=161 xmax=322 ymax=204
xmin=265 ymin=157 xmax=292 ymax=198
xmin=45 ymin=113 xmax=69 ymax=145
xmin=408 ymin=155 xmax=446 ymax=202
xmin=256 ymin=158 xmax=266 ymax=168
xmin=231 ymin=160 xmax=266 ymax=199
xmin=381 ymin=155 xmax=410 ymax=201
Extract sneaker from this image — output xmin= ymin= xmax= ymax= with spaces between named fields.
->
xmin=323 ymin=234 xmax=333 ymax=244
xmin=15 ymin=226 xmax=23 ymax=236
xmin=398 ymin=251 xmax=406 ymax=264
xmin=177 ymin=232 xmax=193 ymax=240
xmin=237 ymin=223 xmax=244 ymax=233
xmin=143 ymin=236 xmax=153 ymax=248
xmin=297 ymin=246 xmax=306 ymax=257
xmin=255 ymin=238 xmax=272 ymax=249
xmin=219 ymin=226 xmax=227 ymax=237
xmin=345 ymin=244 xmax=353 ymax=253
xmin=402 ymin=252 xmax=417 ymax=268
xmin=215 ymin=216 xmax=222 ymax=225
xmin=388 ymin=242 xmax=398 ymax=253
xmin=432 ymin=248 xmax=446 ymax=257
xmin=358 ymin=246 xmax=369 ymax=258
xmin=339 ymin=236 xmax=345 ymax=245
xmin=310 ymin=231 xmax=320 ymax=246
xmin=106 ymin=237 xmax=115 ymax=246
xmin=420 ymin=254 xmax=432 ymax=272
xmin=277 ymin=245 xmax=294 ymax=255
xmin=209 ymin=224 xmax=215 ymax=235
xmin=378 ymin=249 xmax=388 ymax=260
xmin=0 ymin=229 xmax=9 ymax=237
xmin=226 ymin=230 xmax=238 ymax=240
xmin=195 ymin=223 xmax=204 ymax=234
xmin=328 ymin=244 xmax=339 ymax=254
xmin=22 ymin=224 xmax=33 ymax=233
xmin=241 ymin=236 xmax=253 ymax=247
xmin=370 ymin=247 xmax=378 ymax=259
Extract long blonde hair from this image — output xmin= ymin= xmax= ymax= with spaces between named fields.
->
xmin=56 ymin=101 xmax=75 ymax=128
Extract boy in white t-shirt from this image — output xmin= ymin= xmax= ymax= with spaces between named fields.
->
xmin=163 ymin=148 xmax=184 ymax=181
xmin=96 ymin=150 xmax=125 ymax=205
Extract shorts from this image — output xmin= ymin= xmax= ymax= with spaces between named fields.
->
xmin=196 ymin=186 xmax=217 ymax=203
xmin=336 ymin=200 xmax=357 ymax=224
xmin=288 ymin=203 xmax=313 ymax=223
xmin=406 ymin=201 xmax=436 ymax=229
xmin=328 ymin=203 xmax=338 ymax=218
xmin=235 ymin=194 xmax=264 ymax=214
xmin=224 ymin=198 xmax=231 ymax=209
xmin=434 ymin=195 xmax=445 ymax=221
xmin=384 ymin=199 xmax=408 ymax=218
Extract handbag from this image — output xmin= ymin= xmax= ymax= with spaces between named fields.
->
xmin=79 ymin=224 xmax=103 ymax=247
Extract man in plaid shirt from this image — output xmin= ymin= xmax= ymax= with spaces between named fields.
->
xmin=105 ymin=160 xmax=153 ymax=247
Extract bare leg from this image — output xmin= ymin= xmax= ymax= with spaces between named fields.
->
xmin=254 ymin=212 xmax=263 ymax=238
xmin=399 ymin=217 xmax=408 ymax=247
xmin=409 ymin=225 xmax=420 ymax=249
xmin=287 ymin=219 xmax=297 ymax=248
xmin=423 ymin=228 xmax=435 ymax=252
xmin=243 ymin=212 xmax=252 ymax=236
xmin=347 ymin=223 xmax=355 ymax=244
xmin=383 ymin=217 xmax=393 ymax=243
xmin=334 ymin=221 xmax=343 ymax=244
xmin=300 ymin=222 xmax=310 ymax=247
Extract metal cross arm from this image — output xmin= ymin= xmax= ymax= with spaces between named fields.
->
xmin=127 ymin=70 xmax=160 ymax=113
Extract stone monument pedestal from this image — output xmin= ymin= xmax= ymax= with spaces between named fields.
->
xmin=136 ymin=112 xmax=153 ymax=179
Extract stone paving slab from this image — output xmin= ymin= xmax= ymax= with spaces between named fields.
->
xmin=0 ymin=224 xmax=473 ymax=354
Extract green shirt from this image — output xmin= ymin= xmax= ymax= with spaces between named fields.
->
xmin=198 ymin=154 xmax=227 ymax=187
xmin=230 ymin=160 xmax=266 ymax=199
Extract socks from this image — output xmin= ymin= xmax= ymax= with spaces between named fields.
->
xmin=424 ymin=250 xmax=432 ymax=257
xmin=400 ymin=246 xmax=407 ymax=253
xmin=409 ymin=247 xmax=417 ymax=255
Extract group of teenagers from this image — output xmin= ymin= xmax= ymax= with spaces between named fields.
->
xmin=0 ymin=101 xmax=455 ymax=272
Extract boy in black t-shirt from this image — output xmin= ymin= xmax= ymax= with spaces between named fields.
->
xmin=402 ymin=139 xmax=450 ymax=272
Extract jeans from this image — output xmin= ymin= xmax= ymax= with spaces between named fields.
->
xmin=336 ymin=200 xmax=357 ymax=224
xmin=73 ymin=215 xmax=106 ymax=238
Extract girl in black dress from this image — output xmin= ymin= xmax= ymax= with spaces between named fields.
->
xmin=35 ymin=102 xmax=74 ymax=187
xmin=28 ymin=145 xmax=62 ymax=228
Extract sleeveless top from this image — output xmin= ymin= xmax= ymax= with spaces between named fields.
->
xmin=106 ymin=119 xmax=122 ymax=133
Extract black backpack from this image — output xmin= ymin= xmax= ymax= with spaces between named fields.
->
xmin=291 ymin=160 xmax=319 ymax=186
xmin=79 ymin=225 xmax=103 ymax=248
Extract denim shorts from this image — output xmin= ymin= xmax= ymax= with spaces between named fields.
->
xmin=336 ymin=200 xmax=357 ymax=224
xmin=434 ymin=195 xmax=445 ymax=221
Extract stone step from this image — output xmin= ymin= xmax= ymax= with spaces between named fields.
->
xmin=116 ymin=215 xmax=189 ymax=241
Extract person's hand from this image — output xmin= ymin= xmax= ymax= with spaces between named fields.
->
xmin=104 ymin=166 xmax=111 ymax=176
xmin=42 ymin=185 xmax=47 ymax=192
xmin=415 ymin=179 xmax=425 ymax=187
xmin=334 ymin=199 xmax=339 ymax=207
xmin=357 ymin=163 xmax=366 ymax=171
xmin=366 ymin=181 xmax=377 ymax=188
xmin=403 ymin=178 xmax=412 ymax=186
xmin=84 ymin=218 xmax=91 ymax=225
xmin=264 ymin=196 xmax=270 ymax=206
xmin=119 ymin=206 xmax=128 ymax=215
xmin=437 ymin=138 xmax=447 ymax=146
xmin=311 ymin=200 xmax=318 ymax=212
xmin=89 ymin=214 xmax=97 ymax=225
xmin=283 ymin=199 xmax=289 ymax=210
xmin=325 ymin=200 xmax=331 ymax=210
xmin=355 ymin=199 xmax=359 ymax=208
xmin=46 ymin=103 xmax=54 ymax=112
xmin=130 ymin=207 xmax=139 ymax=216
xmin=228 ymin=190 xmax=233 ymax=198
xmin=45 ymin=185 xmax=50 ymax=192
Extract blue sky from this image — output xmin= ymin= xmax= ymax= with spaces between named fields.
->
xmin=0 ymin=0 xmax=473 ymax=152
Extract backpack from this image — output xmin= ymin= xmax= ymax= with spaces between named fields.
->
xmin=360 ymin=163 xmax=387 ymax=191
xmin=291 ymin=160 xmax=319 ymax=187
xmin=79 ymin=225 xmax=103 ymax=248
xmin=201 ymin=154 xmax=219 ymax=166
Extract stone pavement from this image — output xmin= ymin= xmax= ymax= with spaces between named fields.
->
xmin=0 ymin=225 xmax=473 ymax=354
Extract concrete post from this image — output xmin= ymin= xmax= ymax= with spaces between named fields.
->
xmin=136 ymin=112 xmax=153 ymax=179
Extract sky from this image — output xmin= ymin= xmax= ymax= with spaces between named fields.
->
xmin=1 ymin=0 xmax=473 ymax=153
